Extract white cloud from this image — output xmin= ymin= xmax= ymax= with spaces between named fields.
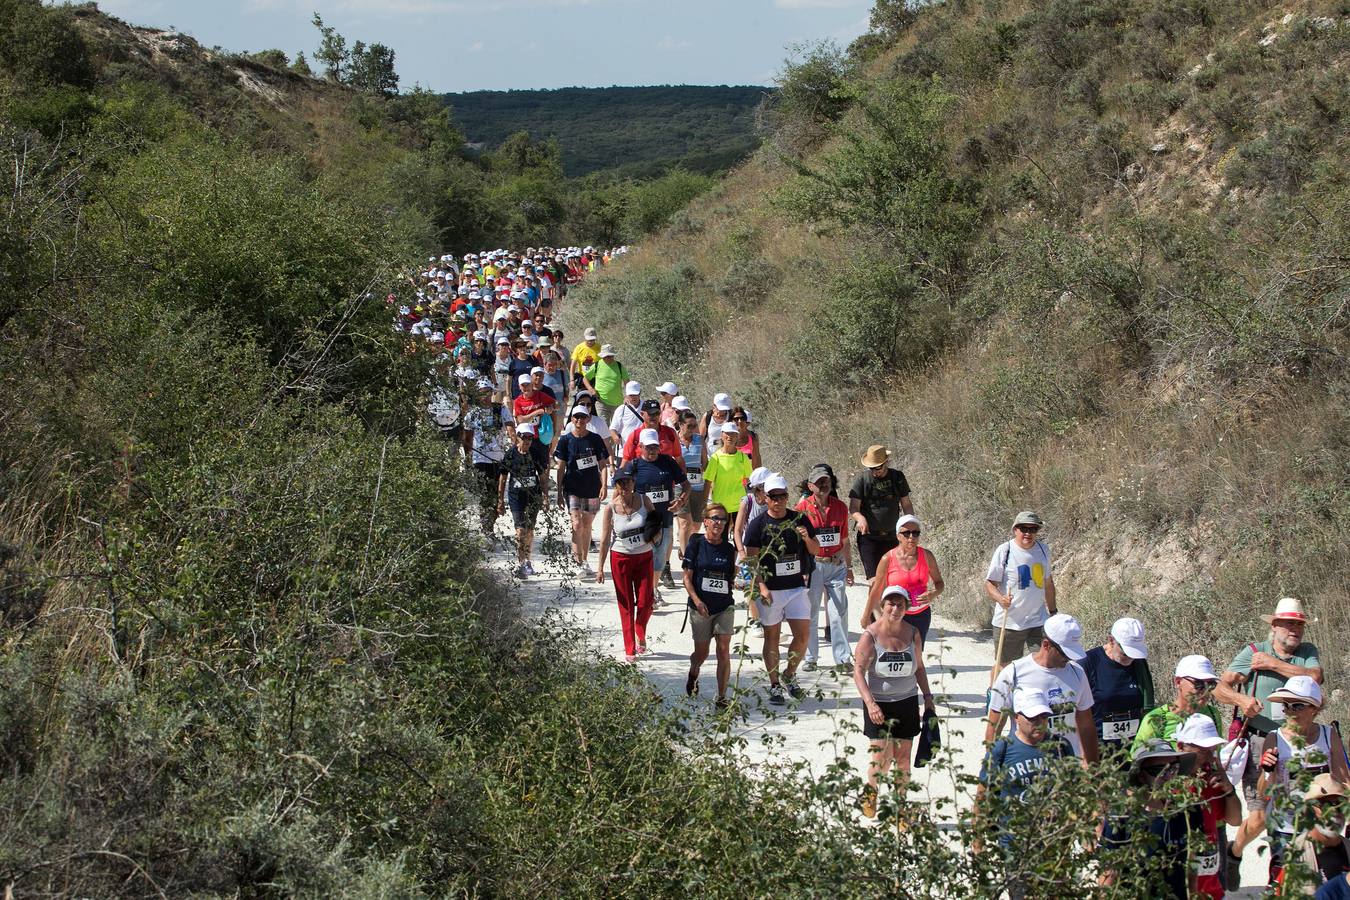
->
xmin=656 ymin=35 xmax=691 ymax=51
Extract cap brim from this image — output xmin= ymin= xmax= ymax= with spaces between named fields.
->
xmin=1182 ymin=735 xmax=1227 ymax=749
xmin=1267 ymin=691 xmax=1320 ymax=708
xmin=1059 ymin=640 xmax=1087 ymax=661
xmin=1016 ymin=704 xmax=1053 ymax=719
xmin=1120 ymin=642 xmax=1148 ymax=660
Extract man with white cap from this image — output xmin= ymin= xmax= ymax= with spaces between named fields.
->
xmin=1176 ymin=713 xmax=1242 ymax=899
xmin=1133 ymin=655 xmax=1224 ymax=752
xmin=985 ymin=511 xmax=1057 ymax=677
xmin=582 ymin=344 xmax=627 ymax=420
xmin=570 ymin=327 xmax=601 ymax=389
xmin=626 ymin=430 xmax=690 ymax=595
xmin=1216 ymin=596 xmax=1323 ymax=875
xmin=986 ymin=613 xmax=1099 ymax=763
xmin=1081 ymin=617 xmax=1155 ymax=761
xmin=553 ymin=404 xmax=611 ymax=576
xmin=607 ymin=381 xmax=645 ymax=469
xmin=743 ymin=473 xmax=821 ymax=704
xmin=975 ymin=686 xmax=1073 ymax=854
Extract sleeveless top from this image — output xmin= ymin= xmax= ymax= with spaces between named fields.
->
xmin=886 ymin=547 xmax=931 ymax=614
xmin=681 ymin=434 xmax=705 ymax=492
xmin=1270 ymin=723 xmax=1333 ymax=834
xmin=706 ymin=414 xmax=727 ymax=447
xmin=866 ymin=630 xmax=919 ymax=702
xmin=610 ymin=502 xmax=652 ymax=556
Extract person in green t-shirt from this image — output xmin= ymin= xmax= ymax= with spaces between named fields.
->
xmin=702 ymin=424 xmax=752 ymax=517
xmin=1132 ymin=654 xmax=1223 ymax=754
xmin=1214 ymin=597 xmax=1323 ymax=877
xmin=582 ymin=344 xmax=626 ymax=419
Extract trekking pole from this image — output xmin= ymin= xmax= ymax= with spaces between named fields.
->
xmin=989 ymin=615 xmax=1009 ymax=687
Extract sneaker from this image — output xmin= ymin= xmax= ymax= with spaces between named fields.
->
xmin=516 ymin=564 xmax=529 ymax=578
xmin=579 ymin=561 xmax=594 ymax=577
xmin=767 ymin=683 xmax=786 ymax=706
xmin=749 ymin=618 xmax=762 ymax=631
xmin=784 ymin=678 xmax=806 ymax=701
xmin=523 ymin=560 xmax=535 ymax=576
xmin=685 ymin=673 xmax=699 ymax=696
xmin=835 ymin=661 xmax=854 ymax=673
xmin=624 ymin=653 xmax=637 ymax=663
xmin=636 ymin=644 xmax=649 ymax=656
xmin=801 ymin=660 xmax=818 ymax=673
xmin=660 ymin=567 xmax=676 ymax=589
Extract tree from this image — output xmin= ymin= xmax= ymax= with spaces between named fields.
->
xmin=347 ymin=41 xmax=398 ymax=97
xmin=290 ymin=51 xmax=313 ymax=76
xmin=311 ymin=12 xmax=347 ymax=81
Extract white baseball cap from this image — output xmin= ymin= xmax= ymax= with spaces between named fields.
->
xmin=894 ymin=514 xmax=920 ymax=535
xmin=880 ymin=585 xmax=911 ymax=604
xmin=713 ymin=392 xmax=732 ymax=411
xmin=1110 ymin=617 xmax=1148 ymax=660
xmin=1174 ymin=714 xmax=1226 ymax=748
xmin=747 ymin=466 xmax=770 ymax=487
xmin=624 ymin=380 xmax=642 ymax=396
xmin=639 ymin=428 xmax=660 ymax=446
xmin=1269 ymin=674 xmax=1323 ymax=708
xmin=570 ymin=405 xmax=590 ymax=418
xmin=763 ymin=474 xmax=789 ymax=493
xmin=1013 ymin=687 xmax=1053 ymax=718
xmin=1173 ymin=654 xmax=1217 ymax=682
xmin=1043 ymin=613 xmax=1086 ymax=660
xmin=517 ymin=374 xmax=532 ymax=386
xmin=583 ymin=327 xmax=598 ymax=340
xmin=657 ymin=381 xmax=678 ymax=395
xmin=672 ymin=395 xmax=691 ymax=411
xmin=516 ymin=422 xmax=536 ymax=437
xmin=495 ymin=336 xmax=510 ymax=346
xmin=720 ymin=422 xmax=740 ymax=435
xmin=530 ymin=366 xmax=545 ymax=376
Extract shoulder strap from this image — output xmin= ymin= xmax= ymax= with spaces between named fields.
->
xmin=999 ymin=541 xmax=1011 ymax=571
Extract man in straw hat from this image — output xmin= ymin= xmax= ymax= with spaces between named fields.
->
xmin=848 ymin=444 xmax=913 ymax=589
xmin=1215 ymin=596 xmax=1324 ymax=885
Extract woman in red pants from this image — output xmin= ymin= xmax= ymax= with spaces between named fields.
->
xmin=596 ymin=466 xmax=657 ymax=662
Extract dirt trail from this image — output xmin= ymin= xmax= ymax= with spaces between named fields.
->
xmin=491 ymin=516 xmax=1268 ymax=892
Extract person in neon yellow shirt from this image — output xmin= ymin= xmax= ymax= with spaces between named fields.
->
xmin=702 ymin=423 xmax=752 ymax=516
xmin=570 ymin=327 xmax=601 ymax=384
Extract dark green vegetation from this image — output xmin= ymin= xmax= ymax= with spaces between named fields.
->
xmin=445 ymin=85 xmax=767 ymax=178
xmin=568 ymin=0 xmax=1349 ymax=705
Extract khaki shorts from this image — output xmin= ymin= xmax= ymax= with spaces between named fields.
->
xmin=690 ymin=606 xmax=735 ymax=643
xmin=996 ymin=625 xmax=1044 ymax=667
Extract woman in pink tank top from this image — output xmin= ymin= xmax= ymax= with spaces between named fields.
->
xmin=861 ymin=515 xmax=944 ymax=642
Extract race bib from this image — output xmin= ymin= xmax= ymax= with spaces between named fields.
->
xmin=513 ymin=474 xmax=537 ymax=490
xmin=1100 ymin=717 xmax=1140 ymax=741
xmin=616 ymin=527 xmax=645 ymax=550
xmin=701 ymin=575 xmax=729 ymax=595
xmin=1196 ymin=849 xmax=1219 ymax=876
xmin=645 ymin=488 xmax=670 ymax=504
xmin=774 ymin=555 xmax=801 ymax=577
xmin=687 ymin=468 xmax=704 ymax=489
xmin=817 ymin=527 xmax=840 ymax=549
xmin=576 ymin=454 xmax=597 ymax=470
xmin=875 ymin=649 xmax=914 ymax=677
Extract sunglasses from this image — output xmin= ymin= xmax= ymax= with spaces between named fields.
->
xmin=1015 ymin=525 xmax=1041 ymax=534
xmin=767 ymin=492 xmax=789 ymax=501
xmin=1181 ymin=677 xmax=1216 ymax=691
xmin=1286 ymin=702 xmax=1317 ymax=712
xmin=705 ymin=516 xmax=728 ymax=523
xmin=899 ymin=530 xmax=920 ymax=538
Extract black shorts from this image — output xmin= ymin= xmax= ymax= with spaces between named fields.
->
xmin=857 ymin=534 xmax=899 ymax=579
xmin=507 ymin=490 xmax=542 ymax=529
xmin=862 ymin=695 xmax=920 ymax=740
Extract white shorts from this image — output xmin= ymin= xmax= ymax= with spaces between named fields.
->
xmin=759 ymin=586 xmax=810 ymax=626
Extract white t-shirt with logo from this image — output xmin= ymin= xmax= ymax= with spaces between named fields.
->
xmin=986 ymin=540 xmax=1052 ymax=631
xmin=988 ymin=656 xmax=1094 ymax=757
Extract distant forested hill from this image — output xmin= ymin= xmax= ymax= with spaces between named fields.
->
xmin=443 ymin=85 xmax=770 ymax=177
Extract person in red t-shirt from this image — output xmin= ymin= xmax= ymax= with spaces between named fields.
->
xmin=622 ymin=399 xmax=682 ymax=470
xmin=1176 ymin=714 xmax=1243 ymax=899
xmin=512 ymin=374 xmax=556 ymax=436
xmin=796 ymin=464 xmax=854 ymax=670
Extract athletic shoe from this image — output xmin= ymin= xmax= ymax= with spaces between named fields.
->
xmin=801 ymin=660 xmax=818 ymax=672
xmin=579 ymin=561 xmax=594 ymax=577
xmin=767 ymin=684 xmax=786 ymax=706
xmin=523 ymin=560 xmax=535 ymax=576
xmin=660 ymin=567 xmax=676 ymax=589
xmin=835 ymin=662 xmax=854 ymax=673
xmin=685 ymin=673 xmax=699 ymax=696
xmin=624 ymin=653 xmax=637 ymax=663
xmin=636 ymin=644 xmax=649 ymax=656
xmin=749 ymin=619 xmax=762 ymax=631
xmin=516 ymin=564 xmax=529 ymax=578
xmin=784 ymin=678 xmax=806 ymax=701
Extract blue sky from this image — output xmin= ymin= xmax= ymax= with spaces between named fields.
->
xmin=84 ymin=0 xmax=874 ymax=92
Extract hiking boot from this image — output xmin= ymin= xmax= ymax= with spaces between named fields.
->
xmin=801 ymin=660 xmax=818 ymax=673
xmin=767 ymin=683 xmax=786 ymax=706
xmin=784 ymin=678 xmax=806 ymax=701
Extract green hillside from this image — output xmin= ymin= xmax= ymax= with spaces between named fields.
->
xmin=566 ymin=0 xmax=1349 ymax=704
xmin=444 ymin=84 xmax=768 ymax=177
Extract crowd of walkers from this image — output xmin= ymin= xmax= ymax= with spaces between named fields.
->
xmin=401 ymin=246 xmax=1347 ymax=898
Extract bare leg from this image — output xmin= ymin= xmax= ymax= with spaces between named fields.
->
xmin=763 ymin=622 xmax=782 ymax=684
xmin=783 ymin=618 xmax=810 ymax=681
xmin=714 ymin=633 xmax=732 ymax=698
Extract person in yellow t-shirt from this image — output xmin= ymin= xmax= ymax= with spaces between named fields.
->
xmin=702 ymin=423 xmax=752 ymax=520
xmin=570 ymin=327 xmax=601 ymax=385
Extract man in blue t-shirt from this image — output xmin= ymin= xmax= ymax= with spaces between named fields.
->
xmin=553 ymin=406 xmax=611 ymax=577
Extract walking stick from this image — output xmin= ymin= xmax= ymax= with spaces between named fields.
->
xmin=990 ymin=615 xmax=1010 ymax=687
